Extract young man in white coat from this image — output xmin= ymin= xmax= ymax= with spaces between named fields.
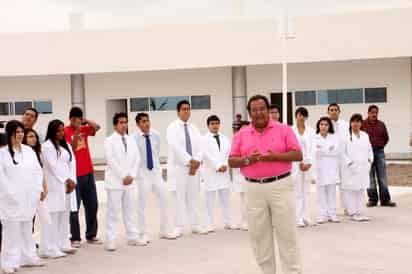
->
xmin=201 ymin=115 xmax=237 ymax=232
xmin=104 ymin=113 xmax=141 ymax=251
xmin=134 ymin=113 xmax=177 ymax=243
xmin=166 ymin=100 xmax=206 ymax=237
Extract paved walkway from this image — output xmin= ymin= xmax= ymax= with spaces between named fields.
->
xmin=24 ymin=184 xmax=412 ymax=274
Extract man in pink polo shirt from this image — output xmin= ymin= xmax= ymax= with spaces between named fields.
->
xmin=229 ymin=95 xmax=303 ymax=274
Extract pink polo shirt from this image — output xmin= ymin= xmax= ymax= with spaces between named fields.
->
xmin=230 ymin=120 xmax=301 ymax=179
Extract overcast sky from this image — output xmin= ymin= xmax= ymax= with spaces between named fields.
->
xmin=1 ymin=0 xmax=411 ymax=32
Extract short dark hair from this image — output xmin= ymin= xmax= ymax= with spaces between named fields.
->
xmin=113 ymin=112 xmax=128 ymax=126
xmin=69 ymin=107 xmax=83 ymax=119
xmin=247 ymin=95 xmax=270 ymax=112
xmin=135 ymin=112 xmax=149 ymax=123
xmin=295 ymin=107 xmax=309 ymax=118
xmin=328 ymin=103 xmax=340 ymax=112
xmin=270 ymin=104 xmax=280 ymax=111
xmin=316 ymin=116 xmax=335 ymax=134
xmin=368 ymin=105 xmax=379 ymax=112
xmin=177 ymin=100 xmax=190 ymax=112
xmin=24 ymin=107 xmax=39 ymax=119
xmin=207 ymin=115 xmax=220 ymax=125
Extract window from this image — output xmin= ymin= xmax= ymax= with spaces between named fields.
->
xmin=34 ymin=100 xmax=53 ymax=114
xmin=0 ymin=102 xmax=11 ymax=115
xmin=130 ymin=97 xmax=149 ymax=112
xmin=149 ymin=96 xmax=189 ymax=111
xmin=14 ymin=101 xmax=33 ymax=115
xmin=295 ymin=91 xmax=316 ymax=106
xmin=317 ymin=89 xmax=363 ymax=105
xmin=365 ymin=87 xmax=387 ymax=103
xmin=191 ymin=95 xmax=211 ymax=109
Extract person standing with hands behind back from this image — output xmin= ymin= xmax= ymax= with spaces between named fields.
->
xmin=65 ymin=107 xmax=101 ymax=248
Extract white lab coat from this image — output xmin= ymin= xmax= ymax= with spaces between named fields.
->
xmin=291 ymin=125 xmax=316 ymax=182
xmin=104 ymin=132 xmax=140 ymax=190
xmin=332 ymin=119 xmax=350 ymax=141
xmin=42 ymin=140 xmax=77 ymax=212
xmin=201 ymin=132 xmax=231 ymax=192
xmin=0 ymin=145 xmax=43 ymax=221
xmin=341 ymin=131 xmax=374 ymax=190
xmin=313 ymin=133 xmax=341 ymax=186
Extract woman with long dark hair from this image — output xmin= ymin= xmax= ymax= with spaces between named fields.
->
xmin=341 ymin=114 xmax=373 ymax=222
xmin=313 ymin=116 xmax=341 ymax=224
xmin=0 ymin=120 xmax=45 ymax=274
xmin=39 ymin=119 xmax=77 ymax=258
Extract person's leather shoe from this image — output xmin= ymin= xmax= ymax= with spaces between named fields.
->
xmin=366 ymin=201 xmax=377 ymax=207
xmin=381 ymin=201 xmax=397 ymax=207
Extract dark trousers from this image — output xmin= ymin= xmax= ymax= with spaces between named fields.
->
xmin=367 ymin=148 xmax=392 ymax=204
xmin=70 ymin=173 xmax=99 ymax=241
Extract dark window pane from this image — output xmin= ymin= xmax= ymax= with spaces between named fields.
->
xmin=335 ymin=88 xmax=363 ymax=104
xmin=150 ymin=96 xmax=189 ymax=111
xmin=130 ymin=97 xmax=149 ymax=112
xmin=34 ymin=101 xmax=53 ymax=114
xmin=191 ymin=95 xmax=211 ymax=109
xmin=0 ymin=102 xmax=10 ymax=115
xmin=365 ymin=87 xmax=387 ymax=103
xmin=14 ymin=101 xmax=32 ymax=115
xmin=295 ymin=91 xmax=316 ymax=106
xmin=317 ymin=90 xmax=336 ymax=105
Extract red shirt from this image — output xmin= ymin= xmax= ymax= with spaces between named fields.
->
xmin=361 ymin=119 xmax=389 ymax=148
xmin=64 ymin=125 xmax=96 ymax=176
xmin=230 ymin=120 xmax=301 ymax=179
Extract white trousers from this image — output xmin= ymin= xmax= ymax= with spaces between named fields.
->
xmin=247 ymin=177 xmax=302 ymax=274
xmin=239 ymin=192 xmax=248 ymax=225
xmin=39 ymin=211 xmax=71 ymax=255
xmin=1 ymin=220 xmax=39 ymax=270
xmin=317 ymin=184 xmax=337 ymax=219
xmin=138 ymin=171 xmax=172 ymax=235
xmin=106 ymin=188 xmax=138 ymax=242
xmin=344 ymin=189 xmax=365 ymax=216
xmin=294 ymin=172 xmax=311 ymax=223
xmin=204 ymin=188 xmax=232 ymax=227
xmin=175 ymin=172 xmax=201 ymax=230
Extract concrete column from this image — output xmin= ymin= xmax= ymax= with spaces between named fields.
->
xmin=70 ymin=74 xmax=85 ymax=112
xmin=232 ymin=66 xmax=248 ymax=120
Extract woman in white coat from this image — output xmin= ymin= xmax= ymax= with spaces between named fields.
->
xmin=0 ymin=120 xmax=45 ymax=274
xmin=313 ymin=117 xmax=341 ymax=224
xmin=231 ymin=121 xmax=250 ymax=231
xmin=40 ymin=120 xmax=77 ymax=258
xmin=292 ymin=107 xmax=316 ymax=227
xmin=342 ymin=114 xmax=373 ymax=222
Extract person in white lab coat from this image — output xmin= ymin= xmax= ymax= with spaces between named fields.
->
xmin=342 ymin=114 xmax=373 ymax=222
xmin=313 ymin=117 xmax=341 ymax=224
xmin=134 ymin=113 xmax=177 ymax=243
xmin=327 ymin=103 xmax=350 ymax=214
xmin=0 ymin=120 xmax=45 ymax=274
xmin=231 ymin=121 xmax=250 ymax=231
xmin=166 ymin=100 xmax=206 ymax=237
xmin=201 ymin=115 xmax=237 ymax=232
xmin=104 ymin=113 xmax=140 ymax=251
xmin=292 ymin=107 xmax=316 ymax=227
xmin=40 ymin=119 xmax=78 ymax=259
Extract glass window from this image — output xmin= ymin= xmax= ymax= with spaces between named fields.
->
xmin=317 ymin=90 xmax=336 ymax=105
xmin=191 ymin=95 xmax=211 ymax=109
xmin=0 ymin=102 xmax=11 ymax=115
xmin=34 ymin=100 xmax=53 ymax=114
xmin=130 ymin=97 xmax=149 ymax=112
xmin=149 ymin=96 xmax=189 ymax=111
xmin=317 ymin=89 xmax=363 ymax=104
xmin=365 ymin=87 xmax=387 ymax=103
xmin=295 ymin=91 xmax=316 ymax=106
xmin=14 ymin=101 xmax=33 ymax=115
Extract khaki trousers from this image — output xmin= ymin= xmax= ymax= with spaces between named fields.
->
xmin=247 ymin=176 xmax=302 ymax=274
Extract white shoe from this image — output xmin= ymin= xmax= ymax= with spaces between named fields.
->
xmin=240 ymin=223 xmax=248 ymax=231
xmin=192 ymin=227 xmax=208 ymax=235
xmin=316 ymin=217 xmax=328 ymax=224
xmin=105 ymin=241 xmax=116 ymax=251
xmin=2 ymin=268 xmax=15 ymax=274
xmin=206 ymin=226 xmax=215 ymax=233
xmin=303 ymin=218 xmax=317 ymax=226
xmin=351 ymin=214 xmax=370 ymax=222
xmin=296 ymin=220 xmax=306 ymax=228
xmin=159 ymin=232 xmax=177 ymax=240
xmin=174 ymin=228 xmax=184 ymax=238
xmin=22 ymin=259 xmax=46 ymax=268
xmin=61 ymin=247 xmax=77 ymax=255
xmin=329 ymin=216 xmax=341 ymax=223
xmin=39 ymin=250 xmax=67 ymax=259
xmin=224 ymin=224 xmax=239 ymax=230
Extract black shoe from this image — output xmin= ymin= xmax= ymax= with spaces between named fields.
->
xmin=366 ymin=201 xmax=377 ymax=207
xmin=381 ymin=201 xmax=397 ymax=207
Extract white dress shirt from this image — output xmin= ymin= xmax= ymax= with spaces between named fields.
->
xmin=134 ymin=129 xmax=161 ymax=178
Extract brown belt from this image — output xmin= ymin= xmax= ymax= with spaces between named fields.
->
xmin=245 ymin=172 xmax=291 ymax=184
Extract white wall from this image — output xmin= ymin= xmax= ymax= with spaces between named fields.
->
xmin=247 ymin=58 xmax=412 ymax=154
xmin=85 ymin=67 xmax=233 ymax=160
xmin=0 ymin=75 xmax=71 ymax=137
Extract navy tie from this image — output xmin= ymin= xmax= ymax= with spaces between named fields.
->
xmin=184 ymin=123 xmax=193 ymax=156
xmin=145 ymin=135 xmax=154 ymax=170
xmin=214 ymin=134 xmax=221 ymax=151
